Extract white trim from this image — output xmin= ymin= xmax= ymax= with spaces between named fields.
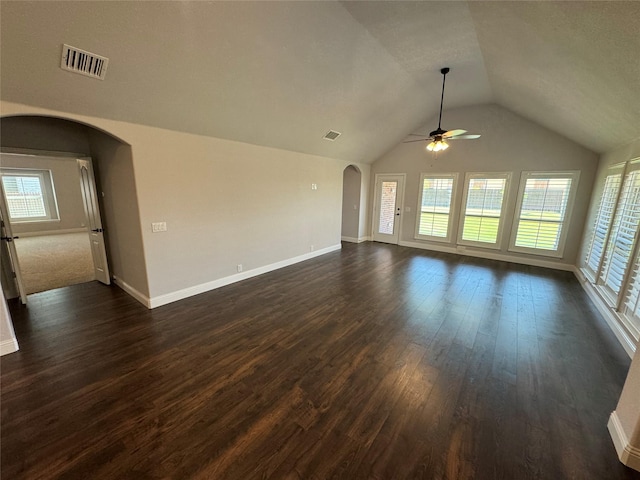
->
xmin=341 ymin=236 xmax=370 ymax=243
xmin=0 ymin=338 xmax=19 ymax=356
xmin=608 ymin=411 xmax=640 ymax=471
xmin=113 ymin=277 xmax=151 ymax=309
xmin=574 ymin=267 xmax=637 ymax=358
xmin=399 ymin=240 xmax=575 ymax=271
xmin=149 ymin=244 xmax=342 ymax=309
xmin=15 ymin=228 xmax=87 ymax=237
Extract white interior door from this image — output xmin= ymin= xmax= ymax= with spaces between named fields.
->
xmin=373 ymin=174 xmax=405 ymax=244
xmin=0 ymin=189 xmax=27 ymax=304
xmin=77 ymin=159 xmax=111 ymax=285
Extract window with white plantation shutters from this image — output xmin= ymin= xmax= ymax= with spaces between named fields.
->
xmin=598 ymin=168 xmax=640 ymax=305
xmin=584 ymin=171 xmax=623 ymax=279
xmin=458 ymin=173 xmax=511 ymax=248
xmin=0 ymin=169 xmax=59 ymax=223
xmin=509 ymin=172 xmax=579 ymax=257
xmin=415 ymin=174 xmax=457 ymax=242
xmin=622 ymin=249 xmax=640 ymax=333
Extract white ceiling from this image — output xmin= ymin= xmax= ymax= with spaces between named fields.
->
xmin=1 ymin=1 xmax=639 ymax=163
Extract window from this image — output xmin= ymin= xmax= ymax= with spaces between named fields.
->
xmin=0 ymin=169 xmax=59 ymax=223
xmin=509 ymin=171 xmax=579 ymax=257
xmin=415 ymin=174 xmax=457 ymax=242
xmin=458 ymin=173 xmax=510 ymax=248
xmin=583 ymin=168 xmax=623 ymax=279
xmin=598 ymin=167 xmax=640 ymax=305
xmin=621 ymin=249 xmax=640 ymax=334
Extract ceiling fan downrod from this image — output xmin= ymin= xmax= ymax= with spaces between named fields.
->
xmin=436 ymin=67 xmax=449 ymax=134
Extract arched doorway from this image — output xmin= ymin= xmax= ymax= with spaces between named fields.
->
xmin=0 ymin=115 xmax=148 ymax=304
xmin=341 ymin=165 xmax=362 ymax=243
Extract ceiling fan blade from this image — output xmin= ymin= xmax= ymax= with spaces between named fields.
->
xmin=443 ymin=129 xmax=467 ymax=138
xmin=403 ymin=139 xmax=430 ymax=143
xmin=448 ymin=134 xmax=481 ymax=140
xmin=408 ymin=133 xmax=430 ymax=137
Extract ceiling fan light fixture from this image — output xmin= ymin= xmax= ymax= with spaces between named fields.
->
xmin=427 ymin=139 xmax=449 ymax=152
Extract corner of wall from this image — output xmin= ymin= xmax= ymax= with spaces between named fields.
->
xmin=608 ymin=412 xmax=640 ymax=472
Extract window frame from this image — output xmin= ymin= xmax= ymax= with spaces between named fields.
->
xmin=457 ymin=172 xmax=511 ymax=250
xmin=0 ymin=168 xmax=60 ymax=223
xmin=414 ymin=173 xmax=458 ymax=243
xmin=508 ymin=171 xmax=580 ymax=258
xmin=582 ymin=164 xmax=625 ymax=282
xmin=597 ymin=160 xmax=640 ymax=307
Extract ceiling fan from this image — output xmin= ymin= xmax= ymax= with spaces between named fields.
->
xmin=405 ymin=67 xmax=480 ymax=152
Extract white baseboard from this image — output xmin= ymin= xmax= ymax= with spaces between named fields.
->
xmin=16 ymin=228 xmax=87 ymax=238
xmin=341 ymin=236 xmax=370 ymax=243
xmin=573 ymin=267 xmax=636 ymax=359
xmin=398 ymin=240 xmax=576 ymax=272
xmin=608 ymin=411 xmax=640 ymax=472
xmin=113 ymin=277 xmax=151 ymax=309
xmin=0 ymin=338 xmax=19 ymax=356
xmin=149 ymin=244 xmax=342 ymax=309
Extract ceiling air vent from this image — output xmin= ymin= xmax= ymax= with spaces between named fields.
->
xmin=60 ymin=44 xmax=109 ymax=80
xmin=323 ymin=130 xmax=341 ymax=141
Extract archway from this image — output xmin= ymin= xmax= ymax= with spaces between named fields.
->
xmin=0 ymin=115 xmax=149 ymax=303
xmin=341 ymin=165 xmax=362 ymax=243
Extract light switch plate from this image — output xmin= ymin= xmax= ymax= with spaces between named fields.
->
xmin=152 ymin=222 xmax=167 ymax=233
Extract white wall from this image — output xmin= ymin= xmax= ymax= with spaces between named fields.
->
xmin=1 ymin=101 xmax=368 ymax=307
xmin=0 ymin=154 xmax=87 ymax=236
xmin=610 ymin=346 xmax=640 ymax=471
xmin=371 ymin=103 xmax=598 ymax=268
xmin=87 ymin=132 xmax=150 ymax=299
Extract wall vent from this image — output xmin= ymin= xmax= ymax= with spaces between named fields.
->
xmin=323 ymin=130 xmax=341 ymax=141
xmin=60 ymin=44 xmax=109 ymax=80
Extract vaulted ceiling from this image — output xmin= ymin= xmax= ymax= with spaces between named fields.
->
xmin=1 ymin=1 xmax=638 ymax=163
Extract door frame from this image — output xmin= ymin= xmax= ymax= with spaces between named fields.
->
xmin=0 ymin=195 xmax=27 ymax=304
xmin=372 ymin=173 xmax=406 ymax=245
xmin=0 ymin=149 xmax=112 ymax=300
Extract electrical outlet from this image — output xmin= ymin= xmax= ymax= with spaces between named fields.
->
xmin=311 ymin=183 xmax=318 ymax=190
xmin=151 ymin=222 xmax=167 ymax=233
xmin=237 ymin=264 xmax=243 ymax=273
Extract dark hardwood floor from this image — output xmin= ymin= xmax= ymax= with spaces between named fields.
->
xmin=2 ymin=242 xmax=639 ymax=479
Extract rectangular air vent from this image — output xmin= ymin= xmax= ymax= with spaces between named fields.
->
xmin=60 ymin=44 xmax=109 ymax=80
xmin=323 ymin=130 xmax=341 ymax=141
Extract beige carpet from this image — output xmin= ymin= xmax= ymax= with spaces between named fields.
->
xmin=13 ymin=232 xmax=96 ymax=294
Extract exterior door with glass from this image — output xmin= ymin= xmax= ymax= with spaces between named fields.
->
xmin=373 ymin=174 xmax=405 ymax=244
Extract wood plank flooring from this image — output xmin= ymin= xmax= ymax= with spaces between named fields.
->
xmin=2 ymin=242 xmax=639 ymax=479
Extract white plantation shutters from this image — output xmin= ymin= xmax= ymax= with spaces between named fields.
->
xmin=598 ymin=166 xmax=640 ymax=305
xmin=622 ymin=250 xmax=640 ymax=333
xmin=510 ymin=172 xmax=579 ymax=257
xmin=416 ymin=174 xmax=456 ymax=241
xmin=2 ymin=175 xmax=47 ymax=218
xmin=584 ymin=171 xmax=623 ymax=278
xmin=0 ymin=169 xmax=59 ymax=223
xmin=458 ymin=173 xmax=510 ymax=248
